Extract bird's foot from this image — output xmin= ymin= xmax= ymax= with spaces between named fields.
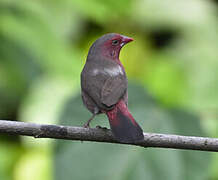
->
xmin=83 ymin=123 xmax=90 ymax=128
xmin=96 ymin=125 xmax=108 ymax=130
xmin=83 ymin=114 xmax=96 ymax=128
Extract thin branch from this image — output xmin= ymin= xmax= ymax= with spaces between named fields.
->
xmin=0 ymin=120 xmax=218 ymax=152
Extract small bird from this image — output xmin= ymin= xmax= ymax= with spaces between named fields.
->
xmin=81 ymin=33 xmax=144 ymax=143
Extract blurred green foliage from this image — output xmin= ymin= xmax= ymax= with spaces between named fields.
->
xmin=55 ymin=85 xmax=210 ymax=180
xmin=0 ymin=0 xmax=218 ymax=179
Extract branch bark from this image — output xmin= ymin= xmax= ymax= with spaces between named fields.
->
xmin=0 ymin=120 xmax=218 ymax=152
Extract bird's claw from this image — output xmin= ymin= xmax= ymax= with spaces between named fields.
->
xmin=83 ymin=123 xmax=90 ymax=128
xmin=96 ymin=125 xmax=108 ymax=130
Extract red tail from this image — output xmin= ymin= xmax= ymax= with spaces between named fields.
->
xmin=106 ymin=100 xmax=144 ymax=143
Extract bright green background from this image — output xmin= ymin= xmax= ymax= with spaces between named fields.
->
xmin=0 ymin=0 xmax=218 ymax=179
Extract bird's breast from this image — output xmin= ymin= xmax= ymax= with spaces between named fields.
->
xmin=91 ymin=65 xmax=124 ymax=77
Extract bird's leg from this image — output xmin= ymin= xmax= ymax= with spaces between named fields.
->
xmin=83 ymin=114 xmax=96 ymax=128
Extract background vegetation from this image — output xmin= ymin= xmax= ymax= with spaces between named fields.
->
xmin=0 ymin=0 xmax=218 ymax=179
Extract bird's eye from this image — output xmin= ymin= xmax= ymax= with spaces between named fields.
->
xmin=112 ymin=40 xmax=119 ymax=45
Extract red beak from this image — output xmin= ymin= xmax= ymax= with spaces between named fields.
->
xmin=121 ymin=35 xmax=134 ymax=44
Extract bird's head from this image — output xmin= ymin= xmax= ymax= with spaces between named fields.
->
xmin=88 ymin=33 xmax=133 ymax=61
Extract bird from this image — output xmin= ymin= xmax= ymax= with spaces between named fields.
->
xmin=81 ymin=33 xmax=144 ymax=143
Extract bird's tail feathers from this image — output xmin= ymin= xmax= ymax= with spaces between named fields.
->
xmin=106 ymin=100 xmax=144 ymax=143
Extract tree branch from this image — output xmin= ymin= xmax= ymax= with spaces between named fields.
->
xmin=0 ymin=120 xmax=218 ymax=152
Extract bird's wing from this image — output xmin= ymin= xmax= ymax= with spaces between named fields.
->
xmin=81 ymin=59 xmax=127 ymax=110
xmin=101 ymin=75 xmax=127 ymax=107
